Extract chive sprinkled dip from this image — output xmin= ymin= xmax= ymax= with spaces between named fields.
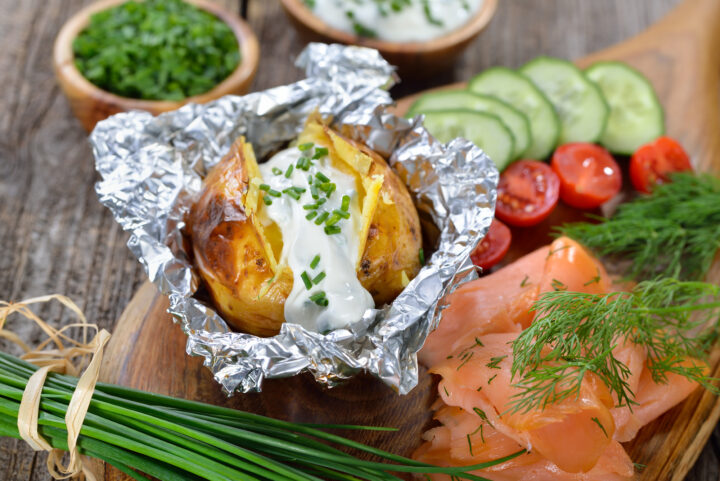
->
xmin=72 ymin=0 xmax=241 ymax=101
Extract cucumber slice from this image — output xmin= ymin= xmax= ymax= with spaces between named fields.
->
xmin=420 ymin=109 xmax=515 ymax=171
xmin=585 ymin=61 xmax=664 ymax=154
xmin=407 ymin=91 xmax=531 ymax=159
xmin=469 ymin=67 xmax=560 ymax=160
xmin=520 ymin=56 xmax=609 ymax=144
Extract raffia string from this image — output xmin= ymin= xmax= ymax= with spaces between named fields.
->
xmin=0 ymin=295 xmax=111 ymax=481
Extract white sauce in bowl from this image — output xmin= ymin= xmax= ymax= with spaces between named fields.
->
xmin=258 ymin=146 xmax=374 ymax=333
xmin=305 ymin=0 xmax=484 ymax=43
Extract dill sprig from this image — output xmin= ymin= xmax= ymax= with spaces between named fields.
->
xmin=508 ymin=278 xmax=720 ymax=414
xmin=559 ymin=173 xmax=720 ymax=281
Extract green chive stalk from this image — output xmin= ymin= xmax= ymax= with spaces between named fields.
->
xmin=0 ymin=351 xmax=522 ymax=481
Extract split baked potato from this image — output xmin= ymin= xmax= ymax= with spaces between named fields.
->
xmin=188 ymin=115 xmax=422 ymax=336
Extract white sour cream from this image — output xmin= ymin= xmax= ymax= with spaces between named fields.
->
xmin=258 ymin=147 xmax=374 ymax=333
xmin=307 ymin=0 xmax=484 ymax=43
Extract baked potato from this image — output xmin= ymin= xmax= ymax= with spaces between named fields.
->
xmin=188 ymin=114 xmax=422 ymax=336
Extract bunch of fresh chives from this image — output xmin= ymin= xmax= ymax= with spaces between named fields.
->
xmin=0 ymin=351 xmax=521 ymax=481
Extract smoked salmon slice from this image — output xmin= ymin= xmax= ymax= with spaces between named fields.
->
xmin=415 ymin=235 xmax=703 ymax=479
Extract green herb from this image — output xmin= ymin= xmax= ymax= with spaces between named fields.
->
xmin=508 ymin=278 xmax=720 ymax=414
xmin=312 ymin=272 xmax=326 ymax=285
xmin=325 ymin=213 xmax=342 ymax=226
xmin=282 ymin=188 xmax=301 ymax=200
xmin=550 ymin=279 xmax=567 ymax=291
xmin=345 ymin=11 xmax=378 ymax=38
xmin=310 ymin=255 xmax=321 ymax=269
xmin=487 ymin=374 xmax=497 ymax=385
xmin=314 ymin=212 xmax=329 ymax=225
xmin=324 ymin=225 xmax=342 ymax=235
xmin=312 ymin=147 xmax=329 ymax=159
xmin=262 ymin=196 xmax=272 ymax=206
xmin=272 ymin=167 xmax=283 ymax=176
xmin=419 ymin=248 xmax=425 ymax=266
xmin=333 ymin=209 xmax=350 ymax=219
xmin=472 ymin=407 xmax=489 ymax=424
xmin=301 ymin=271 xmax=313 ymax=290
xmin=456 ymin=351 xmax=474 ymax=370
xmin=296 ymin=157 xmax=311 ymax=171
xmin=421 ymin=0 xmax=444 ymax=26
xmin=267 ymin=189 xmax=281 ymax=198
xmin=466 ymin=434 xmax=473 ymax=456
xmin=560 ymin=173 xmax=720 ymax=281
xmin=316 ymin=172 xmax=330 ymax=183
xmin=443 ymin=386 xmax=450 ymax=397
xmin=72 ymin=0 xmax=240 ymax=101
xmin=310 ymin=184 xmax=319 ymax=200
xmin=590 ymin=417 xmax=608 ymax=438
xmin=0 ymin=350 xmax=524 ymax=480
xmin=305 ymin=211 xmax=317 ymax=220
xmin=285 ymin=165 xmax=294 ymax=178
xmin=259 ymin=184 xmax=270 ymax=191
xmin=520 ymin=275 xmax=530 ymax=287
xmin=341 ymin=195 xmax=351 ymax=212
xmin=309 ymin=291 xmax=329 ymax=307
xmin=486 ymin=356 xmax=506 ymax=370
xmin=298 ymin=142 xmax=314 ymax=151
xmin=583 ymin=269 xmax=602 ymax=286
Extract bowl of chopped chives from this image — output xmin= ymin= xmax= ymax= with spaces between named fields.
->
xmin=53 ymin=0 xmax=260 ymax=132
xmin=280 ymin=0 xmax=498 ymax=78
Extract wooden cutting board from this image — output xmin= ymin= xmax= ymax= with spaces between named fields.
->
xmin=99 ymin=0 xmax=720 ymax=479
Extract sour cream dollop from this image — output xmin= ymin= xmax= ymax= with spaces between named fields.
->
xmin=306 ymin=0 xmax=484 ymax=43
xmin=258 ymin=146 xmax=374 ymax=333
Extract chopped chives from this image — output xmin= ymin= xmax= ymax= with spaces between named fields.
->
xmin=333 ymin=209 xmax=350 ymax=219
xmin=312 ymin=147 xmax=329 ymax=159
xmin=341 ymin=195 xmax=350 ymax=212
xmin=308 ymin=174 xmax=314 ymax=184
xmin=314 ymin=212 xmax=329 ymax=225
xmin=305 ymin=211 xmax=318 ymax=220
xmin=316 ymin=198 xmax=327 ymax=206
xmin=291 ymin=186 xmax=306 ymax=194
xmin=312 ymin=272 xmax=326 ymax=284
xmin=284 ymin=165 xmax=294 ymax=178
xmin=325 ymin=213 xmax=342 ymax=226
xmin=296 ymin=157 xmax=311 ymax=171
xmin=303 ymin=202 xmax=318 ymax=210
xmin=271 ymin=167 xmax=283 ymax=175
xmin=298 ymin=142 xmax=314 ymax=151
xmin=300 ymin=271 xmax=313 ymax=290
xmin=310 ymin=255 xmax=321 ymax=269
xmin=315 ymin=172 xmax=330 ymax=183
xmin=419 ymin=248 xmax=425 ymax=265
xmin=267 ymin=189 xmax=281 ymax=197
xmin=259 ymin=184 xmax=270 ymax=191
xmin=318 ymin=182 xmax=335 ymax=193
xmin=263 ymin=196 xmax=273 ymax=206
xmin=310 ymin=184 xmax=319 ymax=199
xmin=324 ymin=225 xmax=341 ymax=235
xmin=309 ymin=291 xmax=328 ymax=306
xmin=283 ymin=188 xmax=300 ymax=200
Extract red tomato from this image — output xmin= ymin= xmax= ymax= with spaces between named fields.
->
xmin=471 ymin=219 xmax=512 ymax=271
xmin=629 ymin=136 xmax=693 ymax=193
xmin=551 ymin=143 xmax=622 ymax=209
xmin=495 ymin=160 xmax=560 ymax=227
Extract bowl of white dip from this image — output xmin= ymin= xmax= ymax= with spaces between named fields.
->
xmin=280 ymin=0 xmax=498 ymax=77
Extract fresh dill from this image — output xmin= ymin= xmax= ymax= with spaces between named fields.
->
xmin=520 ymin=274 xmax=530 ymax=288
xmin=550 ymin=278 xmax=567 ymax=291
xmin=487 ymin=374 xmax=497 ymax=384
xmin=486 ymin=355 xmax=506 ymax=370
xmin=466 ymin=434 xmax=473 ymax=456
xmin=559 ymin=173 xmax=720 ymax=281
xmin=456 ymin=350 xmax=474 ymax=370
xmin=583 ymin=269 xmax=602 ymax=286
xmin=508 ymin=278 xmax=720 ymax=414
xmin=590 ymin=417 xmax=608 ymax=438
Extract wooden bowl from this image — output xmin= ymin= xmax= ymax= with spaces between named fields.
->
xmin=53 ymin=0 xmax=260 ymax=132
xmin=280 ymin=0 xmax=498 ymax=78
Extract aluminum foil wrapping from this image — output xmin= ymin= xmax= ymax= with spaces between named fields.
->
xmin=91 ymin=43 xmax=498 ymax=395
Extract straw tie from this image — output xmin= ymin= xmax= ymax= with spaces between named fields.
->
xmin=0 ymin=295 xmax=110 ymax=481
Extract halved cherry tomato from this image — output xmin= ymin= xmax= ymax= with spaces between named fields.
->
xmin=471 ymin=219 xmax=511 ymax=271
xmin=551 ymin=143 xmax=622 ymax=209
xmin=630 ymin=136 xmax=693 ymax=193
xmin=495 ymin=160 xmax=560 ymax=227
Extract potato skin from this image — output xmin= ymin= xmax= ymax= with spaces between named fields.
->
xmin=189 ymin=130 xmax=422 ymax=336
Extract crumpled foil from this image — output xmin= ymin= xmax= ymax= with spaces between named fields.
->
xmin=91 ymin=43 xmax=498 ymax=395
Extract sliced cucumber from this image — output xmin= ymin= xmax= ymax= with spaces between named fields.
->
xmin=420 ymin=109 xmax=515 ymax=171
xmin=585 ymin=61 xmax=664 ymax=154
xmin=469 ymin=67 xmax=560 ymax=160
xmin=520 ymin=56 xmax=609 ymax=144
xmin=407 ymin=90 xmax=531 ymax=159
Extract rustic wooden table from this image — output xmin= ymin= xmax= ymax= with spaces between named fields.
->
xmin=0 ymin=0 xmax=718 ymax=479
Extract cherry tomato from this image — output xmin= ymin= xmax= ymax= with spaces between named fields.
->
xmin=629 ymin=136 xmax=693 ymax=193
xmin=551 ymin=143 xmax=622 ymax=209
xmin=495 ymin=160 xmax=560 ymax=227
xmin=471 ymin=219 xmax=512 ymax=271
